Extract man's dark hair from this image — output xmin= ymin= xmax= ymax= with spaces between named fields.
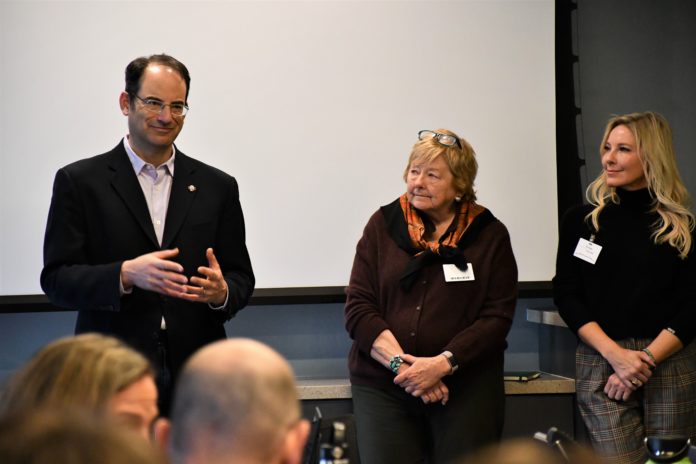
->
xmin=125 ymin=53 xmax=191 ymax=103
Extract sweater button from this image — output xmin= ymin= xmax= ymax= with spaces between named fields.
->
xmin=416 ymin=306 xmax=421 ymax=311
xmin=410 ymin=332 xmax=415 ymax=337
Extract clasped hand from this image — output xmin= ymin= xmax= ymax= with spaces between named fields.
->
xmin=393 ymin=353 xmax=450 ymax=405
xmin=121 ymin=247 xmax=228 ymax=306
xmin=603 ymin=347 xmax=655 ymax=401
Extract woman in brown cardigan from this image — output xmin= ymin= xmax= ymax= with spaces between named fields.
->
xmin=345 ymin=129 xmax=518 ymax=463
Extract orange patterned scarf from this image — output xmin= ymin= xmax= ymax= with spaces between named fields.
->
xmin=399 ymin=193 xmax=485 ymax=253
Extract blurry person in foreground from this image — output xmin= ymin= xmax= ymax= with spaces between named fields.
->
xmin=0 ymin=409 xmax=168 ymax=464
xmin=0 ymin=333 xmax=158 ymax=440
xmin=156 ymin=338 xmax=309 ymax=464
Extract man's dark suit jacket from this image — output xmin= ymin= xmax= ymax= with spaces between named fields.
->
xmin=40 ymin=141 xmax=255 ymax=376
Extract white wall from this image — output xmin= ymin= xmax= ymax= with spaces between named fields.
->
xmin=0 ymin=0 xmax=556 ymax=293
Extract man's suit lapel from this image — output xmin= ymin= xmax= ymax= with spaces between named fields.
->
xmin=162 ymin=151 xmax=197 ymax=249
xmin=107 ymin=144 xmax=160 ymax=248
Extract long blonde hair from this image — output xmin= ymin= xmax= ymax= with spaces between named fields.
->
xmin=586 ymin=111 xmax=694 ymax=258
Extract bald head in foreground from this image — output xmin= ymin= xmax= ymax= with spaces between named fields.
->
xmin=157 ymin=338 xmax=310 ymax=464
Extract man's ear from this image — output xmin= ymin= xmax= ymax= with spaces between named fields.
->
xmin=281 ymin=419 xmax=311 ymax=464
xmin=119 ymin=91 xmax=130 ymax=115
xmin=153 ymin=417 xmax=171 ymax=451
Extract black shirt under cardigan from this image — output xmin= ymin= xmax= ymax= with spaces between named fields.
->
xmin=553 ymin=188 xmax=696 ymax=345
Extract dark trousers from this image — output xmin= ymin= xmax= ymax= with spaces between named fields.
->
xmin=351 ymin=359 xmax=504 ymax=464
xmin=154 ymin=329 xmax=173 ymax=417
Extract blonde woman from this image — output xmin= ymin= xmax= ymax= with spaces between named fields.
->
xmin=0 ymin=333 xmax=158 ymax=440
xmin=553 ymin=112 xmax=696 ymax=464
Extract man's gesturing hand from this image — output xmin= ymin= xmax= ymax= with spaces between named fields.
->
xmin=121 ymin=248 xmax=188 ymax=296
xmin=181 ymin=248 xmax=228 ymax=306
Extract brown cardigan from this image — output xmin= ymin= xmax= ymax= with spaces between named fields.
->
xmin=344 ymin=201 xmax=518 ymax=389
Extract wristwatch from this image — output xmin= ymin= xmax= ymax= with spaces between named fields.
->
xmin=442 ymin=351 xmax=459 ymax=374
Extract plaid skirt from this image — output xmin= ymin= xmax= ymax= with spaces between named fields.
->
xmin=576 ymin=338 xmax=696 ymax=464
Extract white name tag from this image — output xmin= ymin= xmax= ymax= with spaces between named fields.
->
xmin=443 ymin=263 xmax=475 ymax=282
xmin=573 ymin=237 xmax=602 ymax=264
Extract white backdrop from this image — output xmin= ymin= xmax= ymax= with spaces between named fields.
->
xmin=0 ymin=0 xmax=556 ymax=294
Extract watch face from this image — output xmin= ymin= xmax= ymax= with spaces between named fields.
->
xmin=443 ymin=351 xmax=458 ymax=371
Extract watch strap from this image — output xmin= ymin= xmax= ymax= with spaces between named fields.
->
xmin=442 ymin=350 xmax=459 ymax=373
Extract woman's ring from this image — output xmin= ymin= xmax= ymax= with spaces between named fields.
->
xmin=631 ymin=379 xmax=639 ymax=386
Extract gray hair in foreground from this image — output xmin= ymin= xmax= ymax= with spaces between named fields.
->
xmin=168 ymin=338 xmax=302 ymax=463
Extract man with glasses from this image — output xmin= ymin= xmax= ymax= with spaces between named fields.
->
xmin=41 ymin=54 xmax=255 ymax=415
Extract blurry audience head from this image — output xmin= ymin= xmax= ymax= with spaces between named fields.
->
xmin=0 ymin=410 xmax=168 ymax=464
xmin=404 ymin=128 xmax=478 ymax=202
xmin=457 ymin=437 xmax=602 ymax=464
xmin=0 ymin=333 xmax=158 ymax=440
xmin=159 ymin=338 xmax=309 ymax=464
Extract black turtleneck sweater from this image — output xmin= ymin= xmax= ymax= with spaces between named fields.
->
xmin=553 ymin=188 xmax=696 ymax=345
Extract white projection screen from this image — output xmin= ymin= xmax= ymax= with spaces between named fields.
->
xmin=0 ymin=0 xmax=556 ymax=295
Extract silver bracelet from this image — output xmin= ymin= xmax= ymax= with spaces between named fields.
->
xmin=642 ymin=348 xmax=657 ymax=367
